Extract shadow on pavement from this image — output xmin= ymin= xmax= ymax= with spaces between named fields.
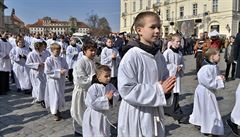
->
xmin=165 ymin=123 xmax=181 ymax=136
xmin=0 ymin=126 xmax=23 ymax=136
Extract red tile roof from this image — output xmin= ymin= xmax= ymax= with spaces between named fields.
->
xmin=27 ymin=18 xmax=89 ymax=28
xmin=77 ymin=22 xmax=89 ymax=28
xmin=27 ymin=19 xmax=44 ymax=27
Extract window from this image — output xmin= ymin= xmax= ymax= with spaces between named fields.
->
xmin=124 ymin=3 xmax=127 ymax=13
xmin=133 ymin=2 xmax=136 ymax=12
xmin=166 ymin=9 xmax=170 ymax=21
xmin=148 ymin=0 xmax=151 ymax=8
xmin=140 ymin=0 xmax=143 ymax=10
xmin=193 ymin=3 xmax=198 ymax=16
xmin=124 ymin=19 xmax=127 ymax=27
xmin=180 ymin=6 xmax=184 ymax=17
xmin=237 ymin=0 xmax=240 ymax=11
xmin=212 ymin=0 xmax=218 ymax=13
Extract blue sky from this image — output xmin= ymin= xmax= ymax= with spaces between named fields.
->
xmin=4 ymin=0 xmax=120 ymax=32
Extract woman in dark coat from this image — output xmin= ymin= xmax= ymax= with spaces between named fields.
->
xmin=234 ymin=33 xmax=240 ymax=78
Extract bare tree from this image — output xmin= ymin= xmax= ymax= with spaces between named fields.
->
xmin=86 ymin=13 xmax=112 ymax=36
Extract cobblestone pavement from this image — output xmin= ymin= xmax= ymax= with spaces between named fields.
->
xmin=0 ymin=53 xmax=239 ymax=137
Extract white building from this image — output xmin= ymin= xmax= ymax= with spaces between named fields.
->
xmin=120 ymin=0 xmax=240 ymax=37
xmin=27 ymin=17 xmax=90 ymax=35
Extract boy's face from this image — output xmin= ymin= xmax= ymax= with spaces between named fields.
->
xmin=39 ymin=46 xmax=45 ymax=52
xmin=171 ymin=37 xmax=181 ymax=49
xmin=52 ymin=48 xmax=61 ymax=57
xmin=84 ymin=48 xmax=96 ymax=60
xmin=97 ymin=71 xmax=111 ymax=84
xmin=106 ymin=39 xmax=113 ymax=47
xmin=212 ymin=52 xmax=220 ymax=63
xmin=137 ymin=16 xmax=161 ymax=46
xmin=17 ymin=40 xmax=24 ymax=48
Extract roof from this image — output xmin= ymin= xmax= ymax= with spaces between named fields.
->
xmin=77 ymin=22 xmax=89 ymax=28
xmin=0 ymin=1 xmax=7 ymax=9
xmin=27 ymin=19 xmax=44 ymax=27
xmin=27 ymin=17 xmax=90 ymax=28
xmin=12 ymin=15 xmax=24 ymax=24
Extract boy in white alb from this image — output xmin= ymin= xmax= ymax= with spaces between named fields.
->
xmin=100 ymin=38 xmax=121 ymax=88
xmin=0 ymin=32 xmax=12 ymax=95
xmin=163 ymin=33 xmax=185 ymax=123
xmin=83 ymin=65 xmax=119 ymax=137
xmin=70 ymin=42 xmax=97 ymax=136
xmin=26 ymin=42 xmax=48 ymax=108
xmin=9 ymin=35 xmax=31 ymax=94
xmin=44 ymin=43 xmax=68 ymax=121
xmin=66 ymin=37 xmax=81 ymax=83
xmin=189 ymin=48 xmax=225 ymax=136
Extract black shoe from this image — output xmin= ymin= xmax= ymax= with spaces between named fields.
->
xmin=40 ymin=101 xmax=46 ymax=108
xmin=74 ymin=131 xmax=82 ymax=137
xmin=178 ymin=116 xmax=189 ymax=124
xmin=24 ymin=90 xmax=31 ymax=95
xmin=231 ymin=77 xmax=236 ymax=80
xmin=194 ymin=125 xmax=200 ymax=130
xmin=226 ymin=119 xmax=239 ymax=136
xmin=17 ymin=88 xmax=22 ymax=92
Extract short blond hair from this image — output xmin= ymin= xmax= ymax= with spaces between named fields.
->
xmin=50 ymin=42 xmax=61 ymax=52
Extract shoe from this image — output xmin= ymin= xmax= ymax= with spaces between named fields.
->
xmin=178 ymin=116 xmax=189 ymax=124
xmin=226 ymin=119 xmax=239 ymax=136
xmin=40 ymin=101 xmax=46 ymax=108
xmin=16 ymin=89 xmax=22 ymax=92
xmin=74 ymin=131 xmax=82 ymax=136
xmin=24 ymin=90 xmax=31 ymax=95
xmin=194 ymin=125 xmax=200 ymax=130
xmin=53 ymin=114 xmax=61 ymax=121
xmin=231 ymin=77 xmax=235 ymax=80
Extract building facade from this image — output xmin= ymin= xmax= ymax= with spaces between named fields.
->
xmin=27 ymin=17 xmax=90 ymax=35
xmin=0 ymin=0 xmax=7 ymax=32
xmin=4 ymin=9 xmax=28 ymax=34
xmin=120 ymin=0 xmax=240 ymax=37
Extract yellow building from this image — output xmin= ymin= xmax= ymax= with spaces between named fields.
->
xmin=120 ymin=0 xmax=240 ymax=37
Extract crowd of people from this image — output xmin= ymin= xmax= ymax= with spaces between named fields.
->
xmin=0 ymin=11 xmax=240 ymax=137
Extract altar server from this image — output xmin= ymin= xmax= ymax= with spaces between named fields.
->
xmin=83 ymin=65 xmax=119 ymax=137
xmin=189 ymin=48 xmax=225 ymax=136
xmin=70 ymin=42 xmax=97 ymax=136
xmin=117 ymin=11 xmax=176 ymax=137
xmin=9 ymin=35 xmax=31 ymax=93
xmin=44 ymin=43 xmax=68 ymax=121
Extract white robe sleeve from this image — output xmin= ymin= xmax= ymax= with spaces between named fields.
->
xmin=73 ymin=61 xmax=93 ymax=87
xmin=61 ymin=57 xmax=69 ymax=73
xmin=85 ymin=85 xmax=110 ymax=111
xmin=118 ymin=54 xmax=166 ymax=107
xmin=163 ymin=50 xmax=178 ymax=76
xmin=25 ymin=54 xmax=40 ymax=70
xmin=100 ymin=48 xmax=112 ymax=67
xmin=198 ymin=66 xmax=224 ymax=90
xmin=109 ymin=84 xmax=120 ymax=106
xmin=9 ymin=48 xmax=20 ymax=62
xmin=179 ymin=54 xmax=185 ymax=76
xmin=44 ymin=58 xmax=61 ymax=79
